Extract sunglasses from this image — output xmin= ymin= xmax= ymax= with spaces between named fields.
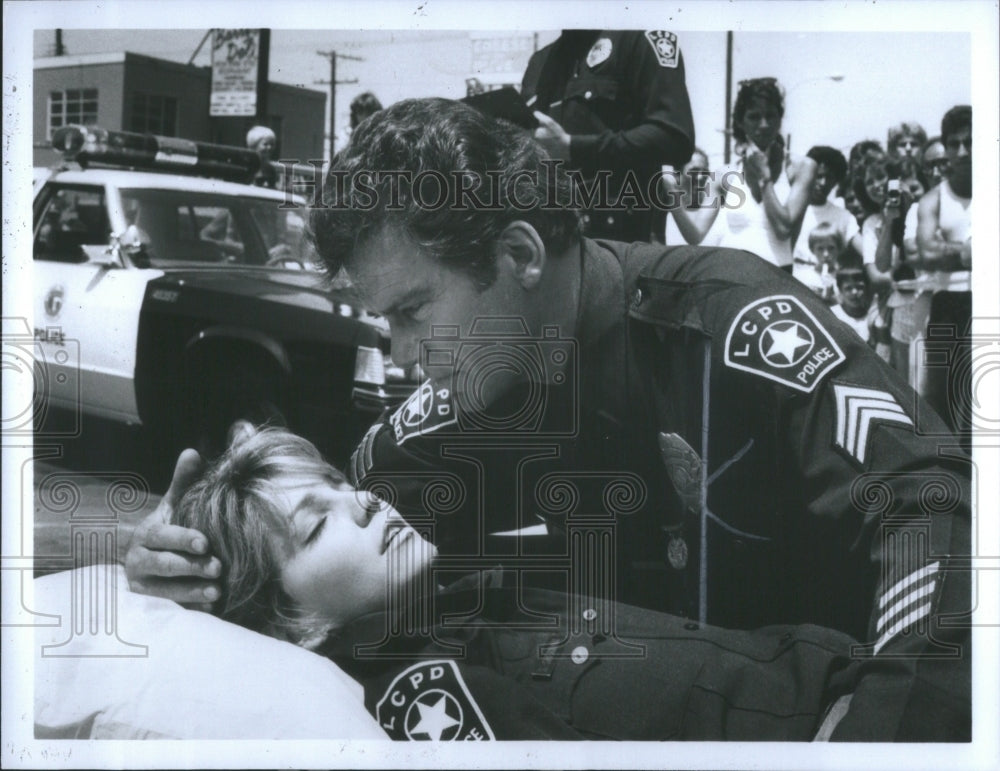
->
xmin=946 ymin=137 xmax=972 ymax=151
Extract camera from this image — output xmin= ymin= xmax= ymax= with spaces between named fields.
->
xmin=418 ymin=318 xmax=578 ymax=436
xmin=2 ymin=316 xmax=81 ymax=437
xmin=885 ymin=178 xmax=903 ymax=208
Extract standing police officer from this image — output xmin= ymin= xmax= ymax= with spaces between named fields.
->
xmin=522 ymin=30 xmax=695 ymax=242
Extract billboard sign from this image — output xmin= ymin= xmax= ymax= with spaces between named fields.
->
xmin=210 ymin=29 xmax=261 ymax=117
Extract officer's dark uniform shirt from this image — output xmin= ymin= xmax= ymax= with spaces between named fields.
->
xmin=521 ymin=30 xmax=695 ymax=242
xmin=319 ymin=570 xmax=857 ymax=741
xmin=349 ymin=239 xmax=971 ymax=741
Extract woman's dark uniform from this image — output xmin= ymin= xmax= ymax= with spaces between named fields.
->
xmin=521 ymin=30 xmax=695 ymax=242
xmin=320 ymin=569 xmax=857 ymax=740
xmin=349 ymin=239 xmax=972 ymax=741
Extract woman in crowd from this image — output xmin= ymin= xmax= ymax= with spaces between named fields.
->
xmin=663 ymin=78 xmax=815 ymax=270
xmin=661 ymin=146 xmax=725 ymax=246
xmin=172 ymin=426 xmax=860 ymax=741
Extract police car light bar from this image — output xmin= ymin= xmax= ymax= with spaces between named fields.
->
xmin=51 ymin=125 xmax=262 ymax=183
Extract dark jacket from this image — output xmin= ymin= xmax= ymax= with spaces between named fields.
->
xmin=350 ymin=239 xmax=971 ymax=740
xmin=321 ymin=570 xmax=857 ymax=741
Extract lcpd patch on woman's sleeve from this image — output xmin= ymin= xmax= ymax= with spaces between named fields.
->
xmin=724 ymin=295 xmax=845 ymax=393
xmin=389 ymin=380 xmax=457 ymax=445
xmin=376 ymin=660 xmax=495 ymax=740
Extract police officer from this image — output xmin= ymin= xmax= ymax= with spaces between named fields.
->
xmin=126 ymin=98 xmax=971 ymax=741
xmin=522 ymin=30 xmax=695 ymax=242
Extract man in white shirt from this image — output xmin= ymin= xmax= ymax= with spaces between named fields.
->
xmin=914 ymin=106 xmax=972 ymax=448
xmin=792 ymin=146 xmax=861 ymax=291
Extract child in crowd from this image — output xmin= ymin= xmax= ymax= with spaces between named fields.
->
xmin=171 ymin=426 xmax=860 ymax=741
xmin=802 ymin=222 xmax=845 ymax=304
xmin=830 ymin=262 xmax=891 ymax=363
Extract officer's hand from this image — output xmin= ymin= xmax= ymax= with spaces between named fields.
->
xmin=533 ymin=112 xmax=571 ymax=161
xmin=124 ymin=449 xmax=221 ymax=609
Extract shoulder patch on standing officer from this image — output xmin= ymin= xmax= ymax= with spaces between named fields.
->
xmin=376 ymin=660 xmax=495 ymax=741
xmin=389 ymin=379 xmax=457 ymax=446
xmin=586 ymin=37 xmax=613 ymax=68
xmin=831 ymin=382 xmax=913 ymax=466
xmin=724 ymin=295 xmax=845 ymax=393
xmin=645 ymin=30 xmax=679 ymax=68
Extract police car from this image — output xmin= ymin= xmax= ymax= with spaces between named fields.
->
xmin=33 ymin=125 xmax=416 ymax=463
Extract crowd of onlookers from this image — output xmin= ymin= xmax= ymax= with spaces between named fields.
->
xmin=662 ymin=78 xmax=971 ymax=440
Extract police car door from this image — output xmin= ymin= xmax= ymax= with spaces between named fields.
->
xmin=33 ymin=182 xmax=161 ymax=423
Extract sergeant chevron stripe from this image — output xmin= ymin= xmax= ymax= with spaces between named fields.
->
xmin=833 ymin=384 xmax=913 ymax=464
xmin=873 ymin=562 xmax=939 ymax=654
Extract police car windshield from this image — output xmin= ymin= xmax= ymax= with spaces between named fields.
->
xmin=118 ymin=189 xmax=310 ymax=268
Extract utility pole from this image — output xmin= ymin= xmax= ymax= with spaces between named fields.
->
xmin=724 ymin=31 xmax=733 ymax=165
xmin=316 ymin=50 xmax=362 ymax=160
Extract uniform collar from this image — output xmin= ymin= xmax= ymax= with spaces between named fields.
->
xmin=574 ymin=237 xmax=627 ymax=347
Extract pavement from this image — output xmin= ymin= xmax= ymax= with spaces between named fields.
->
xmin=29 ymin=413 xmax=167 ymax=576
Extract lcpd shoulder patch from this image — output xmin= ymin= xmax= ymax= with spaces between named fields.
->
xmin=376 ymin=660 xmax=495 ymax=741
xmin=724 ymin=295 xmax=845 ymax=393
xmin=645 ymin=30 xmax=679 ymax=68
xmin=389 ymin=380 xmax=457 ymax=445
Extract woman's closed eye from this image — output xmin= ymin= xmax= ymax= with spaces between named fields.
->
xmin=303 ymin=515 xmax=327 ymax=546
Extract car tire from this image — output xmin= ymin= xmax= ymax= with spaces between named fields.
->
xmin=179 ymin=351 xmax=289 ymax=461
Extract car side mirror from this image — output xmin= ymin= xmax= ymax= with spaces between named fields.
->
xmin=110 ymin=225 xmax=150 ymax=267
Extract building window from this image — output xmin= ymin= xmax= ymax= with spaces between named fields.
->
xmin=48 ymin=89 xmax=99 ymax=138
xmin=129 ymin=93 xmax=178 ymax=136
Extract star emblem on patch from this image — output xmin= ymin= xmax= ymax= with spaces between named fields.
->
xmin=761 ymin=320 xmax=815 ymax=367
xmin=724 ymin=295 xmax=845 ymax=392
xmin=407 ymin=691 xmax=462 ymax=740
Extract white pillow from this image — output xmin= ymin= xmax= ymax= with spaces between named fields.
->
xmin=34 ymin=566 xmax=387 ymax=740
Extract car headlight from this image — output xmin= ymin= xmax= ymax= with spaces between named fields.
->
xmin=353 ymin=346 xmax=385 ymax=385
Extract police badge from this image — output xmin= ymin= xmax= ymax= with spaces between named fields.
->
xmin=645 ymin=30 xmax=679 ymax=68
xmin=586 ymin=37 xmax=613 ymax=68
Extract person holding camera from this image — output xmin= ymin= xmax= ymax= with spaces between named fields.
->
xmin=126 ymin=97 xmax=970 ymax=741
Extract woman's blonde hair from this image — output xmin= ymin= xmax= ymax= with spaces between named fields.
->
xmin=172 ymin=427 xmax=347 ymax=647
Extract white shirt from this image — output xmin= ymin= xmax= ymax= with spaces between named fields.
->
xmin=718 ymin=160 xmax=794 ymax=267
xmin=831 ymin=302 xmax=874 ymax=342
